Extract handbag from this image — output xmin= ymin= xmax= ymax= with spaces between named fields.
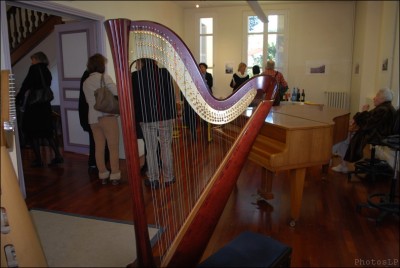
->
xmin=27 ymin=67 xmax=54 ymax=105
xmin=94 ymin=74 xmax=120 ymax=114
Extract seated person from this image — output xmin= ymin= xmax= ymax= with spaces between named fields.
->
xmin=332 ymin=88 xmax=396 ymax=173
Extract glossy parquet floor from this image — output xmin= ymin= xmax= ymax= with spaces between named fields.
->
xmin=22 ymin=143 xmax=399 ymax=267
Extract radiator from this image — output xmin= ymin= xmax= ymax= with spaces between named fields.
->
xmin=324 ymin=91 xmax=349 ymax=109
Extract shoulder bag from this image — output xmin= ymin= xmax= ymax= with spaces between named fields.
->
xmin=94 ymin=74 xmax=120 ymax=114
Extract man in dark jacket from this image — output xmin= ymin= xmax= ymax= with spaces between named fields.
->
xmin=132 ymin=58 xmax=177 ymax=188
xmin=79 ymin=70 xmax=109 ymax=173
xmin=332 ymin=88 xmax=396 ymax=173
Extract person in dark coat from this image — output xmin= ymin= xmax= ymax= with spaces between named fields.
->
xmin=332 ymin=88 xmax=396 ymax=173
xmin=229 ymin=62 xmax=249 ymax=91
xmin=15 ymin=51 xmax=63 ymax=167
xmin=199 ymin=62 xmax=213 ymax=93
xmin=179 ymin=63 xmax=213 ymax=140
xmin=79 ymin=70 xmax=109 ymax=174
xmin=132 ymin=58 xmax=177 ymax=189
xmin=252 ymin=65 xmax=260 ymax=76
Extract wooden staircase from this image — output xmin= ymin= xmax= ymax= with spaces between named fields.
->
xmin=7 ymin=6 xmax=63 ymax=66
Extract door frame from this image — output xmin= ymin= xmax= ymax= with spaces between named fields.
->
xmin=2 ymin=1 xmax=105 ymax=194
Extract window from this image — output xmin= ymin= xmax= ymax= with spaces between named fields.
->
xmin=246 ymin=13 xmax=286 ymax=76
xmin=199 ymin=17 xmax=213 ymax=75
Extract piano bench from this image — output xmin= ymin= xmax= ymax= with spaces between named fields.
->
xmin=198 ymin=231 xmax=292 ymax=267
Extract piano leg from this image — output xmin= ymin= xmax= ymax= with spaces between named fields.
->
xmin=257 ymin=167 xmax=275 ymax=200
xmin=256 ymin=167 xmax=306 ymax=227
xmin=289 ymin=168 xmax=306 ymax=227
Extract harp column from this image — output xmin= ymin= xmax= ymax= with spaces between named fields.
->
xmin=104 ymin=19 xmax=155 ymax=267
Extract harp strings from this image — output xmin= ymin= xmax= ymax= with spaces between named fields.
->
xmin=130 ymin=27 xmax=256 ymax=125
xmin=129 ymin=29 xmax=231 ymax=262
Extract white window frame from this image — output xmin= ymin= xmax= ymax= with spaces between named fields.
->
xmin=243 ymin=10 xmax=289 ymax=77
xmin=197 ymin=14 xmax=215 ymax=75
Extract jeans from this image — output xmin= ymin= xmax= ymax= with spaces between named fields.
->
xmin=141 ymin=119 xmax=174 ymax=181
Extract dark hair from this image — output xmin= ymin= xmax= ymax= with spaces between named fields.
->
xmin=31 ymin=51 xmax=49 ymax=65
xmin=86 ymin=53 xmax=107 ymax=74
xmin=252 ymin=65 xmax=260 ymax=75
xmin=141 ymin=58 xmax=157 ymax=69
xmin=199 ymin=62 xmax=208 ymax=69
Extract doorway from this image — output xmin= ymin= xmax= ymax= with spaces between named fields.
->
xmin=2 ymin=1 xmax=105 ymax=196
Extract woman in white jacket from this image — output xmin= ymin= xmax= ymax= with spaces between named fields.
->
xmin=83 ymin=53 xmax=121 ymax=185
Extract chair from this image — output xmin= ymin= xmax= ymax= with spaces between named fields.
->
xmin=356 ymin=134 xmax=399 ymax=224
xmin=355 ymin=108 xmax=399 ymax=224
xmin=347 ymin=108 xmax=399 ymax=182
xmin=198 ymin=231 xmax=292 ymax=267
xmin=347 ymin=139 xmax=394 ymax=182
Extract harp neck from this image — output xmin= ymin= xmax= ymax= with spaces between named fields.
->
xmin=104 ymin=18 xmax=277 ymax=267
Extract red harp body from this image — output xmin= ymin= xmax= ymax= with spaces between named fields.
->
xmin=104 ymin=18 xmax=277 ymax=267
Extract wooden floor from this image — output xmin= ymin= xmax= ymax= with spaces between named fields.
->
xmin=22 ymin=145 xmax=399 ymax=267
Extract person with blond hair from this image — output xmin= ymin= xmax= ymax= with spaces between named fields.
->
xmin=263 ymin=59 xmax=288 ymax=105
xmin=229 ymin=62 xmax=249 ymax=91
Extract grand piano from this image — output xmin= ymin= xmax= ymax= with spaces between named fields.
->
xmin=213 ymin=102 xmax=350 ymax=226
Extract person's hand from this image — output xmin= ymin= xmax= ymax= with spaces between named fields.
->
xmin=361 ymin=104 xmax=369 ymax=112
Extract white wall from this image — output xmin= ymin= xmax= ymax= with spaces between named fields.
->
xmin=183 ymin=1 xmax=356 ymax=103
xmin=351 ymin=1 xmax=399 ymax=115
xmin=351 ymin=1 xmax=400 ymax=167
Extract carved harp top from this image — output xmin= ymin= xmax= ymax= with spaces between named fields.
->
xmin=129 ymin=20 xmax=275 ymax=124
xmin=104 ymin=18 xmax=277 ymax=267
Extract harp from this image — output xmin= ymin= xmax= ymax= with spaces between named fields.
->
xmin=104 ymin=19 xmax=277 ymax=267
xmin=1 ymin=70 xmax=47 ymax=267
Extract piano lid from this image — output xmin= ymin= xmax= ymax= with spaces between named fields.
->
xmin=272 ymin=102 xmax=350 ymax=125
xmin=245 ymin=103 xmax=349 ymax=130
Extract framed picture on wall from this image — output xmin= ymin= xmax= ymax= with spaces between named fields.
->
xmin=306 ymin=60 xmax=328 ymax=75
xmin=382 ymin=58 xmax=388 ymax=71
xmin=225 ymin=62 xmax=233 ymax=74
xmin=354 ymin=63 xmax=359 ymax=74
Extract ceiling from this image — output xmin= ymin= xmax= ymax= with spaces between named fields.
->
xmin=174 ymin=1 xmax=248 ymax=9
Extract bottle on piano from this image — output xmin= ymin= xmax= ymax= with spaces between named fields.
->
xmin=291 ymin=88 xmax=296 ymax=102
xmin=296 ymin=88 xmax=300 ymax=102
xmin=301 ymin=89 xmax=305 ymax=102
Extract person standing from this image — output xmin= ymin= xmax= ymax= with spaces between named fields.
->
xmin=83 ymin=53 xmax=121 ymax=185
xmin=79 ymin=69 xmax=109 ymax=174
xmin=132 ymin=58 xmax=177 ymax=189
xmin=15 ymin=51 xmax=63 ymax=167
xmin=199 ymin=62 xmax=213 ymax=93
xmin=263 ymin=60 xmax=288 ymax=105
xmin=230 ymin=62 xmax=249 ymax=91
xmin=252 ymin=65 xmax=261 ymax=76
xmin=78 ymin=69 xmax=96 ymax=173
